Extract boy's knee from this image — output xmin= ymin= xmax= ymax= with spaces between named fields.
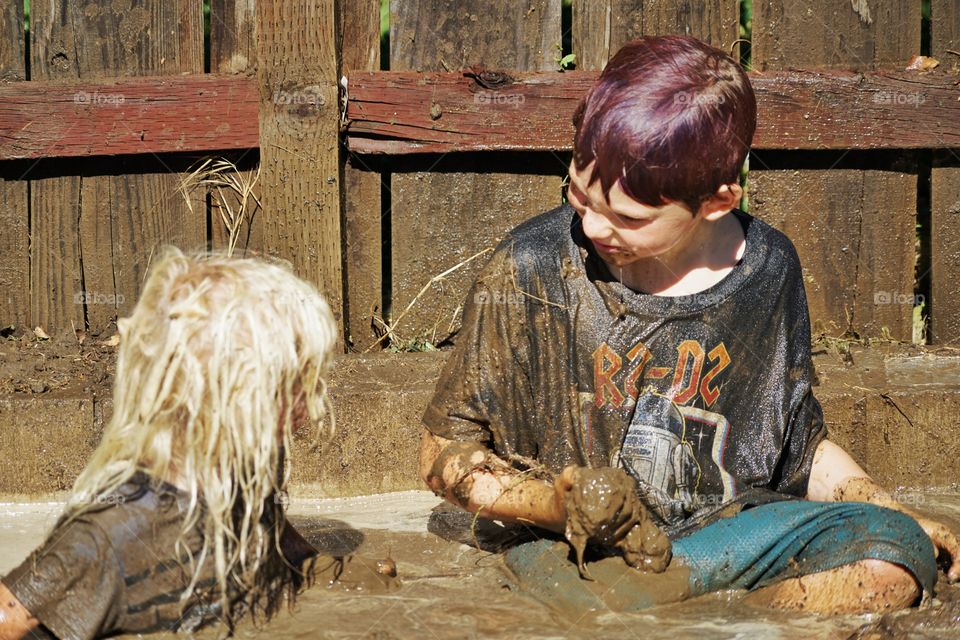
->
xmin=859 ymin=559 xmax=920 ymax=605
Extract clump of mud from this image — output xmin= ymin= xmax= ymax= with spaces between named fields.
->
xmin=561 ymin=466 xmax=671 ymax=577
xmin=310 ymin=554 xmax=401 ymax=593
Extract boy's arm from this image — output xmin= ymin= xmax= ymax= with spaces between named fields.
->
xmin=0 ymin=583 xmax=38 ymax=640
xmin=419 ymin=428 xmax=567 ymax=532
xmin=808 ymin=438 xmax=960 ymax=581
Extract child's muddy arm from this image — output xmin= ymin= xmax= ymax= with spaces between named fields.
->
xmin=808 ymin=439 xmax=960 ymax=581
xmin=0 ymin=583 xmax=38 ymax=640
xmin=419 ymin=428 xmax=566 ymax=532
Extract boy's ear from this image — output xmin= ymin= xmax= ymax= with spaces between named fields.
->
xmin=698 ymin=183 xmax=743 ymax=220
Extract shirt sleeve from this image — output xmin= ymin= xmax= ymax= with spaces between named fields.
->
xmin=767 ymin=240 xmax=829 ymax=497
xmin=772 ymin=390 xmax=828 ymax=496
xmin=3 ymin=518 xmax=124 ymax=640
xmin=422 ymin=244 xmax=535 ymax=453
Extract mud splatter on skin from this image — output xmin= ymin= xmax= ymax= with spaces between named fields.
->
xmin=833 ymin=477 xmax=890 ymax=505
xmin=428 ymin=441 xmax=492 ymax=507
xmin=560 ymin=466 xmax=671 ymax=578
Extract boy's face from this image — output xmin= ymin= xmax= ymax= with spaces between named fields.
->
xmin=566 ymin=161 xmax=705 ymax=270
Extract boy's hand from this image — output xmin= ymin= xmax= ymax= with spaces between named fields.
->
xmin=914 ymin=517 xmax=960 ymax=582
xmin=555 ymin=465 xmax=671 ymax=578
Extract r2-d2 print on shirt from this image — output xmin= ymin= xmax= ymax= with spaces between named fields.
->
xmin=616 ymin=387 xmax=736 ymax=527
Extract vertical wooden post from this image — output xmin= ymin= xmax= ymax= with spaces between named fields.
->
xmin=255 ymin=0 xmax=343 ymax=337
xmin=29 ymin=1 xmax=204 ymax=336
xmin=751 ymin=0 xmax=920 ymax=340
xmin=341 ymin=0 xmax=382 ymax=349
xmin=574 ymin=0 xmax=738 ymax=69
xmin=0 ymin=2 xmax=28 ymax=330
xmin=388 ymin=0 xmax=563 ymax=343
xmin=931 ymin=0 xmax=960 ymax=345
xmin=210 ymin=0 xmax=263 ymax=256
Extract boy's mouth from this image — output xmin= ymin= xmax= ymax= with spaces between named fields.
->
xmin=593 ymin=241 xmax=622 ymax=254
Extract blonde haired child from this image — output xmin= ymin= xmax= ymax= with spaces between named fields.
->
xmin=1 ymin=249 xmax=339 ymax=639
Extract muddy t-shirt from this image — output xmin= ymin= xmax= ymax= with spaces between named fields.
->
xmin=423 ymin=205 xmax=827 ymax=534
xmin=3 ymin=473 xmax=227 ymax=640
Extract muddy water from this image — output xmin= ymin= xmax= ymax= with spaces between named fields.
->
xmin=2 ymin=491 xmax=960 ymax=639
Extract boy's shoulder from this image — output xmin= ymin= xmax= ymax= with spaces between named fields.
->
xmin=734 ymin=211 xmax=806 ymax=293
xmin=498 ymin=204 xmax=574 ymax=259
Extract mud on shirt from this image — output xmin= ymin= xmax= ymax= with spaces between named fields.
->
xmin=3 ymin=473 xmax=239 ymax=640
xmin=423 ymin=205 xmax=827 ymax=535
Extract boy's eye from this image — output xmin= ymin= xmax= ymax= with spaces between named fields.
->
xmin=618 ymin=214 xmax=650 ymax=224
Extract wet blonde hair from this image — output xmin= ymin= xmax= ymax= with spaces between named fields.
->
xmin=66 ymin=248 xmax=337 ymax=626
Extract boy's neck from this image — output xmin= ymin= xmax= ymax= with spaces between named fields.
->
xmin=615 ymin=212 xmax=746 ymax=296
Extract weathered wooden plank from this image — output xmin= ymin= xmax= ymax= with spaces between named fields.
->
xmin=211 ymin=0 xmax=258 ymax=75
xmin=345 ymin=68 xmax=960 ymax=154
xmin=753 ymin=0 xmax=918 ymax=71
xmin=388 ymin=0 xmax=563 ymax=343
xmin=256 ymin=0 xmax=343 ymax=336
xmin=931 ymin=0 xmax=960 ymax=345
xmin=210 ymin=0 xmax=262 ymax=257
xmin=30 ymin=0 xmax=205 ymax=335
xmin=0 ymin=2 xmax=28 ymax=330
xmin=28 ymin=171 xmax=84 ymax=335
xmin=751 ymin=0 xmax=919 ymax=341
xmin=573 ymin=0 xmax=738 ymax=70
xmin=0 ymin=75 xmax=258 ymax=160
xmin=0 ymin=65 xmax=957 ymax=160
xmin=341 ymin=0 xmax=383 ymax=349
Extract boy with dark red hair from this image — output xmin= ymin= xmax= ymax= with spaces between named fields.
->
xmin=419 ymin=35 xmax=959 ymax=613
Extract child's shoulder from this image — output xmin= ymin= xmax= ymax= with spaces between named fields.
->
xmin=486 ymin=204 xmax=575 ymax=273
xmin=736 ymin=210 xmax=803 ymax=277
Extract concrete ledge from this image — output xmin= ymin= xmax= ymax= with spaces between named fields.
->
xmin=1 ymin=348 xmax=958 ymax=496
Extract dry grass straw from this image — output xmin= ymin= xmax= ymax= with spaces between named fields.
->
xmin=364 ymin=247 xmax=494 ymax=352
xmin=179 ymin=157 xmax=262 ymax=257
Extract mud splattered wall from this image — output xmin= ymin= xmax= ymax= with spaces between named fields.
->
xmin=382 ymin=0 xmax=564 ymax=346
xmin=931 ymin=0 xmax=960 ymax=344
xmin=27 ymin=1 xmax=206 ymax=336
xmin=0 ymin=0 xmax=956 ymax=348
xmin=750 ymin=1 xmax=920 ymax=342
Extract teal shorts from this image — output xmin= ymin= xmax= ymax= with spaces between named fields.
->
xmin=504 ymin=501 xmax=937 ymax=613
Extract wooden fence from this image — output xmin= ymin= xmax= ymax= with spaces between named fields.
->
xmin=1 ymin=0 xmax=958 ymax=350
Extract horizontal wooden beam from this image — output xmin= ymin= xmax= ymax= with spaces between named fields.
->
xmin=1 ymin=68 xmax=958 ymax=160
xmin=345 ymin=69 xmax=960 ymax=154
xmin=0 ymin=74 xmax=258 ymax=160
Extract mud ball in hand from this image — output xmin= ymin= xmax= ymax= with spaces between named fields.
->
xmin=561 ymin=466 xmax=671 ymax=576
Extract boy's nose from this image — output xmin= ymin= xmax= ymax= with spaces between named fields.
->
xmin=580 ymin=207 xmax=610 ymax=240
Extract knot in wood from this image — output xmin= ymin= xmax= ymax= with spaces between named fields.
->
xmin=464 ymin=67 xmax=515 ymax=91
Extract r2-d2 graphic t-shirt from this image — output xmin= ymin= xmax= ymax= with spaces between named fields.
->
xmin=423 ymin=205 xmax=826 ymax=536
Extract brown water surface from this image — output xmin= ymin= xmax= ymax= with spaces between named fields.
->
xmin=2 ymin=491 xmax=959 ymax=639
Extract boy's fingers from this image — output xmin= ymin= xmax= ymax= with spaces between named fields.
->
xmin=555 ymin=465 xmax=579 ymax=493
